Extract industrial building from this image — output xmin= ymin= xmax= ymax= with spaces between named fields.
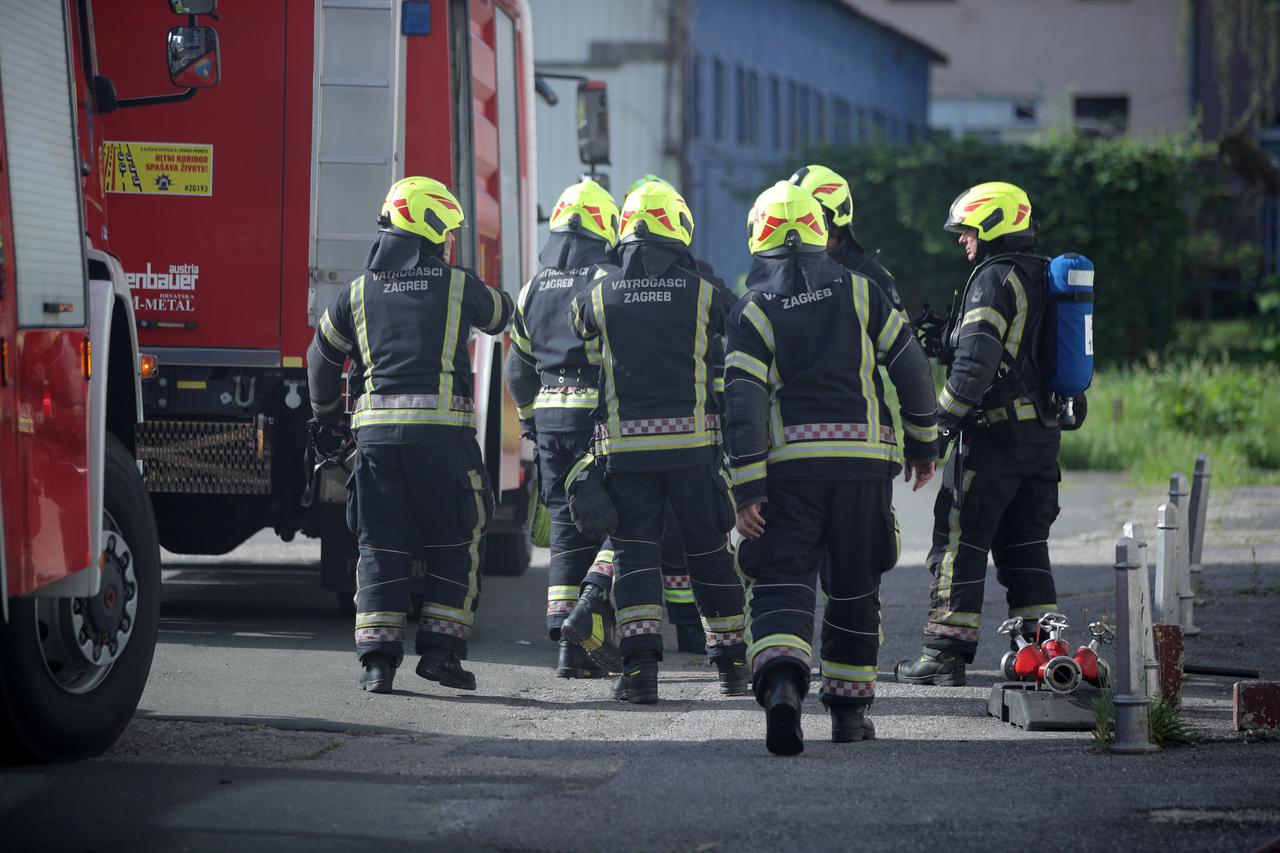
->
xmin=532 ymin=0 xmax=944 ymax=285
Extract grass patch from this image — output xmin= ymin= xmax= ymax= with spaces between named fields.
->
xmin=1091 ymin=692 xmax=1198 ymax=750
xmin=1061 ymin=359 xmax=1280 ymax=487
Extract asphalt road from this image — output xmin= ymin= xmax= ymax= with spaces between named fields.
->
xmin=3 ymin=472 xmax=1279 ymax=852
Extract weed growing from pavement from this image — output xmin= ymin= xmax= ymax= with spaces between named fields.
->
xmin=1091 ymin=692 xmax=1115 ymax=748
xmin=1237 ymin=548 xmax=1280 ymax=596
xmin=1148 ymin=698 xmax=1197 ymax=747
xmin=1091 ymin=692 xmax=1198 ymax=751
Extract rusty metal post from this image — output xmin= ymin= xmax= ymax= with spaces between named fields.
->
xmin=1154 ymin=502 xmax=1179 ymax=625
xmin=1123 ymin=521 xmax=1159 ymax=699
xmin=1168 ymin=472 xmax=1200 ymax=637
xmin=1113 ymin=536 xmax=1157 ymax=753
xmin=1188 ymin=454 xmax=1212 ymax=599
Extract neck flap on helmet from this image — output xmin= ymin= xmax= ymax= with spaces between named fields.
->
xmin=365 ymin=227 xmax=445 ymax=272
xmin=539 ymin=230 xmax=612 ymax=272
xmin=617 ymin=240 xmax=684 ymax=280
xmin=746 ymin=249 xmax=847 ymax=297
xmin=974 ymin=229 xmax=1037 ymax=264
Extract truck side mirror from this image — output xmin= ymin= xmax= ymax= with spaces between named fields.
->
xmin=577 ymin=81 xmax=610 ymax=167
xmin=169 ymin=0 xmax=218 ymax=15
xmin=167 ymin=26 xmax=220 ymax=88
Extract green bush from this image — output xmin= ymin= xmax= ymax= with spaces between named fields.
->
xmin=794 ymin=135 xmax=1221 ymax=365
xmin=1060 ymin=360 xmax=1280 ymax=486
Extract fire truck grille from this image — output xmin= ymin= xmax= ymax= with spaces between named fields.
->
xmin=136 ymin=420 xmax=271 ymax=495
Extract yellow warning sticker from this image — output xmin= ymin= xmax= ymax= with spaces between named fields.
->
xmin=102 ymin=141 xmax=213 ymax=196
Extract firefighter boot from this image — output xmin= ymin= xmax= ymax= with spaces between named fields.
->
xmin=830 ymin=706 xmax=876 ymax=743
xmin=716 ymin=656 xmax=751 ymax=697
xmin=416 ymin=647 xmax=477 ymax=691
xmin=612 ymin=650 xmax=659 ymax=705
xmin=761 ymin=669 xmax=805 ymax=756
xmin=892 ymin=648 xmax=967 ymax=686
xmin=675 ymin=623 xmax=705 ymax=653
xmin=560 ymin=583 xmax=624 ymax=673
xmin=556 ymin=639 xmax=608 ymax=679
xmin=358 ymin=653 xmax=397 ymax=694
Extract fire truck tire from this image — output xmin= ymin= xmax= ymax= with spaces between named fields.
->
xmin=484 ymin=529 xmax=532 ymax=577
xmin=0 ymin=434 xmax=161 ymax=764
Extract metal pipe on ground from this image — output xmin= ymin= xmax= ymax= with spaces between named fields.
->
xmin=1168 ymin=472 xmax=1200 ymax=637
xmin=1184 ymin=663 xmax=1262 ymax=679
xmin=1113 ymin=535 xmax=1158 ymax=753
xmin=1188 ymin=454 xmax=1212 ymax=600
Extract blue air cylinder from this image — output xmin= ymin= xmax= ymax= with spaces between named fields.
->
xmin=1046 ymin=253 xmax=1094 ymax=397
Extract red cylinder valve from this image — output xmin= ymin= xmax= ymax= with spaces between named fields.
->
xmin=1041 ymin=639 xmax=1070 ymax=660
xmin=1013 ymin=645 xmax=1046 ymax=678
xmin=1073 ymin=646 xmax=1100 ymax=683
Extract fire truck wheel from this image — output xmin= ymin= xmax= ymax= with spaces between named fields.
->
xmin=0 ymin=434 xmax=160 ymax=764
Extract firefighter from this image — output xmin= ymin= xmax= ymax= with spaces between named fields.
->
xmin=629 ymin=175 xmax=724 ymax=651
xmin=789 ymin=164 xmax=907 ymax=316
xmin=893 ymin=181 xmax=1061 ymax=687
xmin=504 ymin=179 xmax=620 ymax=678
xmin=725 ymin=181 xmax=938 ymax=755
xmin=307 ymin=176 xmax=513 ymax=694
xmin=565 ymin=174 xmax=719 ymax=661
xmin=563 ymin=180 xmax=748 ymax=704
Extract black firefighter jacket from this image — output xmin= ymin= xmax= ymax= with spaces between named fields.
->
xmin=569 ymin=241 xmax=736 ymax=472
xmin=723 ymin=250 xmax=938 ymax=508
xmin=504 ymin=232 xmax=617 ymax=434
xmin=937 ymin=240 xmax=1059 ymax=443
xmin=307 ymin=232 xmax=513 ymax=444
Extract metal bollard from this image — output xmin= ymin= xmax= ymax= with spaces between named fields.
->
xmin=1113 ymin=536 xmax=1157 ymax=754
xmin=1154 ymin=503 xmax=1179 ymax=625
xmin=1188 ymin=454 xmax=1212 ymax=599
xmin=1168 ymin=472 xmax=1200 ymax=637
xmin=1123 ymin=521 xmax=1160 ymax=699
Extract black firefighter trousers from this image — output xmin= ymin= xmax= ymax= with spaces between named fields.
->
xmin=605 ymin=464 xmax=746 ymax=662
xmin=537 ymin=430 xmax=606 ymax=638
xmin=923 ymin=435 xmax=1061 ymax=662
xmin=739 ymin=477 xmax=899 ymax=709
xmin=350 ymin=435 xmax=493 ymax=664
xmin=581 ymin=502 xmax=701 ymax=628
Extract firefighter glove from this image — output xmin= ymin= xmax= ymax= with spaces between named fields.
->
xmin=566 ymin=457 xmax=617 ymax=540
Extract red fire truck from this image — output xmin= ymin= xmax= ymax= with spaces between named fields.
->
xmin=94 ymin=0 xmax=603 ymax=604
xmin=0 ymin=0 xmax=221 ymax=761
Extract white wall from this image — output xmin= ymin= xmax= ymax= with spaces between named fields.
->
xmin=531 ymin=0 xmax=683 ymax=239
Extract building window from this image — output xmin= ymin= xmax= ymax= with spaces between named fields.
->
xmin=833 ymin=97 xmax=851 ymax=146
xmin=737 ymin=67 xmax=760 ymax=147
xmin=793 ymin=84 xmax=810 ymax=149
xmin=1074 ymin=94 xmax=1128 ymax=137
xmin=788 ymin=81 xmax=799 ymax=149
xmin=735 ymin=66 xmax=747 ymax=145
xmin=769 ymin=74 xmax=781 ymax=150
xmin=814 ymin=93 xmax=828 ymax=145
xmin=1013 ymin=101 xmax=1037 ymax=124
xmin=713 ymin=59 xmax=726 ymax=142
xmin=689 ymin=57 xmax=702 ymax=140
